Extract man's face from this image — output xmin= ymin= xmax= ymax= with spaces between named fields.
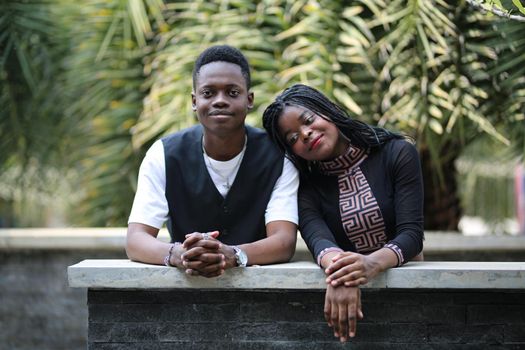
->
xmin=192 ymin=61 xmax=254 ymax=137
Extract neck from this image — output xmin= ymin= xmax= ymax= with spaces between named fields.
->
xmin=333 ymin=133 xmax=351 ymax=158
xmin=202 ymin=130 xmax=247 ymax=161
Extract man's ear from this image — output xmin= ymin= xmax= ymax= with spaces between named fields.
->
xmin=247 ymin=91 xmax=254 ymax=110
xmin=191 ymin=92 xmax=196 ymax=111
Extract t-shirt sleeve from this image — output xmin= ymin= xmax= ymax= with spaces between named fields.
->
xmin=128 ymin=140 xmax=169 ymax=229
xmin=384 ymin=141 xmax=424 ymax=265
xmin=265 ymin=158 xmax=299 ymax=225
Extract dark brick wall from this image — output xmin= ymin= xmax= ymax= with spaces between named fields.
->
xmin=1 ymin=246 xmax=524 ymax=350
xmin=0 ymin=249 xmax=126 ymax=350
xmin=87 ymin=289 xmax=525 ymax=350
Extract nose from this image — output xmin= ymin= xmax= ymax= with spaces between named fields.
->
xmin=300 ymin=126 xmax=312 ymax=142
xmin=212 ymin=91 xmax=229 ymax=107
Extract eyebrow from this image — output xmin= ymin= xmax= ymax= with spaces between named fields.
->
xmin=282 ymin=110 xmax=309 ymax=139
xmin=198 ymin=83 xmax=243 ymax=90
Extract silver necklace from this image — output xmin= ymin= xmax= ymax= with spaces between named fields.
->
xmin=202 ymin=135 xmax=247 ymax=190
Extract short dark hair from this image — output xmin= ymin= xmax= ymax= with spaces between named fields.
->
xmin=192 ymin=45 xmax=251 ymax=90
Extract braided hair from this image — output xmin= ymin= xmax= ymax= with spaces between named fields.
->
xmin=262 ymin=84 xmax=403 ymax=174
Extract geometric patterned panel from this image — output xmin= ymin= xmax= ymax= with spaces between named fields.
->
xmin=319 ymin=146 xmax=387 ymax=253
xmin=338 ymin=168 xmax=387 ymax=253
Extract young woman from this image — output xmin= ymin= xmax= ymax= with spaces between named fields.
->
xmin=263 ymin=84 xmax=424 ymax=342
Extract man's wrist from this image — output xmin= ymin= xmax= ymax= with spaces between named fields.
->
xmin=167 ymin=243 xmax=184 ymax=268
xmin=223 ymin=245 xmax=238 ymax=268
xmin=232 ymin=246 xmax=248 ymax=267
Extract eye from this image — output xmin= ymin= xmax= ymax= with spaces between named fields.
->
xmin=304 ymin=114 xmax=315 ymax=125
xmin=201 ymin=89 xmax=213 ymax=98
xmin=287 ymin=133 xmax=298 ymax=146
xmin=229 ymin=89 xmax=240 ymax=97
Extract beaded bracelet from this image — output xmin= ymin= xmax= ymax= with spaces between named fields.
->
xmin=316 ymin=247 xmax=344 ymax=266
xmin=164 ymin=242 xmax=181 ymax=267
xmin=384 ymin=243 xmax=404 ymax=267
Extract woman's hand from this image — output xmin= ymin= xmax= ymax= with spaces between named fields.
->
xmin=325 ymin=252 xmax=380 ymax=287
xmin=324 ymin=284 xmax=363 ymax=342
xmin=325 ymin=248 xmax=400 ymax=287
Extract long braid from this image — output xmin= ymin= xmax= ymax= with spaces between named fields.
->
xmin=262 ymin=84 xmax=404 ymax=174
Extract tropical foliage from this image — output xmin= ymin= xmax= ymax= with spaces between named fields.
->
xmin=0 ymin=0 xmax=70 ymax=226
xmin=1 ymin=0 xmax=523 ymax=229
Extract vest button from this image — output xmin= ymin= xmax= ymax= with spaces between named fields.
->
xmin=222 ymin=229 xmax=229 ymax=236
xmin=223 ymin=206 xmax=229 ymax=214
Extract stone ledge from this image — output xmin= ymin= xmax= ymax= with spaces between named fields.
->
xmin=68 ymin=260 xmax=525 ymax=290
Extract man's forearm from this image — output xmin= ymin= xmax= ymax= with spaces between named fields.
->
xmin=126 ymin=224 xmax=183 ymax=267
xmin=237 ymin=221 xmax=297 ymax=265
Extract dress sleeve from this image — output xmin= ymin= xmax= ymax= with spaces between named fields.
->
xmin=298 ymin=177 xmax=343 ymax=265
xmin=384 ymin=141 xmax=424 ymax=265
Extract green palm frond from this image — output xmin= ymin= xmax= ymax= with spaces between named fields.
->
xmin=64 ymin=0 xmax=165 ymax=226
xmin=0 ymin=0 xmax=67 ymax=173
xmin=134 ymin=0 xmax=268 ymax=149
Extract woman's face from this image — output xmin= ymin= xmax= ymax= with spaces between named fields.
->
xmin=277 ymin=105 xmax=349 ymax=161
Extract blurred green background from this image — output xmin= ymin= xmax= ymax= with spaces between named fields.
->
xmin=1 ymin=0 xmax=523 ymax=232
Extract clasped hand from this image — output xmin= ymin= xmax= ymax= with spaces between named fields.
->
xmin=325 ymin=251 xmax=379 ymax=287
xmin=178 ymin=231 xmax=232 ymax=278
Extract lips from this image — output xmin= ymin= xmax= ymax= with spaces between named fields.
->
xmin=209 ymin=110 xmax=234 ymax=116
xmin=309 ymin=135 xmax=322 ymax=151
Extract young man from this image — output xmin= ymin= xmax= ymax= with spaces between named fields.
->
xmin=126 ymin=45 xmax=299 ymax=277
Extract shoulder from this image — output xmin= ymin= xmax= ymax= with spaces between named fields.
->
xmin=382 ymin=137 xmax=416 ymax=152
xmin=246 ymin=125 xmax=283 ymax=156
xmin=375 ymin=138 xmax=419 ymax=161
xmin=161 ymin=125 xmax=202 ymax=149
xmin=246 ymin=125 xmax=270 ymax=140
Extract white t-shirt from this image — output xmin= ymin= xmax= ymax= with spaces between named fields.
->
xmin=128 ymin=139 xmax=299 ymax=229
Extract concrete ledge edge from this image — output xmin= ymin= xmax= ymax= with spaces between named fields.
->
xmin=68 ymin=260 xmax=525 ymax=290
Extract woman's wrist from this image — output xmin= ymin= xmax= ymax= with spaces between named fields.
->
xmin=318 ymin=247 xmax=344 ymax=269
xmin=320 ymin=251 xmax=342 ymax=270
xmin=367 ymin=248 xmax=399 ymax=276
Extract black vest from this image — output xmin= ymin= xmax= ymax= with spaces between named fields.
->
xmin=162 ymin=125 xmax=284 ymax=245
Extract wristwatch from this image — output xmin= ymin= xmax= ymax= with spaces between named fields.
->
xmin=232 ymin=246 xmax=248 ymax=267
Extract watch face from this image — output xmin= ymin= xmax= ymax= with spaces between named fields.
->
xmin=234 ymin=246 xmax=248 ymax=267
xmin=239 ymin=249 xmax=248 ymax=267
